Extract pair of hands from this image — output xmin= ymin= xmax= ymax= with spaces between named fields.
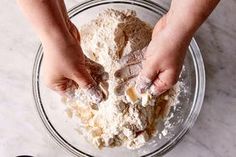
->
xmin=17 ymin=0 xmax=219 ymax=103
xmin=42 ymin=14 xmax=190 ymax=102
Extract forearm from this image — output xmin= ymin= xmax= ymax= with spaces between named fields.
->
xmin=17 ymin=0 xmax=74 ymax=46
xmin=154 ymin=0 xmax=220 ymax=40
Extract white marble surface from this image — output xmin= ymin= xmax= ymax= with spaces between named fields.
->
xmin=0 ymin=0 xmax=235 ymax=157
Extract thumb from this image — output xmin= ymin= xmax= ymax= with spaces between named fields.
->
xmin=71 ymin=67 xmax=104 ymax=103
xmin=71 ymin=65 xmax=95 ymax=88
xmin=150 ymin=69 xmax=179 ymax=96
xmin=136 ymin=60 xmax=159 ymax=94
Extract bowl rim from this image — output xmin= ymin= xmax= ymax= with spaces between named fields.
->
xmin=32 ymin=0 xmax=206 ymax=157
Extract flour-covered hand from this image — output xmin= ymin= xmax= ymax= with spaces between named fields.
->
xmin=116 ymin=16 xmax=189 ymax=97
xmin=136 ymin=15 xmax=189 ymax=96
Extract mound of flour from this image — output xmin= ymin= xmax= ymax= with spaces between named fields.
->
xmin=63 ymin=9 xmax=180 ymax=149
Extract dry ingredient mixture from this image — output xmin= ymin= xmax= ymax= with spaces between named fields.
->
xmin=63 ymin=9 xmax=181 ymax=149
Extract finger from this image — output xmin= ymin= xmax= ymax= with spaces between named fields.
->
xmin=119 ymin=48 xmax=146 ymax=65
xmin=85 ymin=56 xmax=105 ymax=70
xmin=84 ymin=84 xmax=104 ymax=103
xmin=150 ymin=70 xmax=179 ymax=96
xmin=101 ymin=72 xmax=109 ymax=81
xmin=71 ymin=68 xmax=104 ymax=103
xmin=61 ymin=80 xmax=78 ymax=98
xmin=81 ymin=56 xmax=108 ymax=103
xmin=114 ymin=77 xmax=136 ymax=96
xmin=87 ymin=64 xmax=105 ymax=76
xmin=91 ymin=71 xmax=109 ymax=83
xmin=114 ymin=63 xmax=142 ymax=81
xmin=84 ymin=57 xmax=108 ymax=83
xmin=136 ymin=59 xmax=159 ymax=93
xmin=85 ymin=57 xmax=106 ymax=78
xmin=45 ymin=79 xmax=68 ymax=93
xmin=114 ymin=82 xmax=127 ymax=96
xmin=135 ymin=75 xmax=152 ymax=94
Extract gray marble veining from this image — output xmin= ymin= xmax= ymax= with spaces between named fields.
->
xmin=0 ymin=0 xmax=235 ymax=157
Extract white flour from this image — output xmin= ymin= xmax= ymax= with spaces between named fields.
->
xmin=63 ymin=9 xmax=181 ymax=149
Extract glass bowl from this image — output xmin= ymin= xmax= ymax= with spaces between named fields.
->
xmin=32 ymin=0 xmax=205 ymax=156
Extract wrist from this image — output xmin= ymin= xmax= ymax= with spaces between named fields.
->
xmin=40 ymin=27 xmax=76 ymax=50
xmin=152 ymin=16 xmax=193 ymax=47
xmin=152 ymin=12 xmax=195 ymax=43
xmin=165 ymin=12 xmax=195 ymax=41
xmin=165 ymin=0 xmax=215 ymax=38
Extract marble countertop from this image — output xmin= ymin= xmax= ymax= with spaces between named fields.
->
xmin=0 ymin=0 xmax=235 ymax=157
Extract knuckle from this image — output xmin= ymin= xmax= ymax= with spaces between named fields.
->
xmin=71 ymin=70 xmax=84 ymax=79
xmin=44 ymin=77 xmax=67 ymax=92
xmin=71 ymin=70 xmax=95 ymax=87
xmin=157 ymin=79 xmax=171 ymax=89
xmin=153 ymin=77 xmax=176 ymax=93
xmin=160 ymin=70 xmax=180 ymax=88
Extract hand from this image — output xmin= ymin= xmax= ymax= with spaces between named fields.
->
xmin=114 ymin=48 xmax=144 ymax=96
xmin=116 ymin=15 xmax=191 ymax=96
xmin=42 ymin=21 xmax=107 ymax=103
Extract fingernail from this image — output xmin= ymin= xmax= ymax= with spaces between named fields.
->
xmin=142 ymin=46 xmax=147 ymax=53
xmin=85 ymin=84 xmax=103 ymax=103
xmin=102 ymin=72 xmax=109 ymax=81
xmin=135 ymin=75 xmax=152 ymax=94
xmin=149 ymin=85 xmax=159 ymax=96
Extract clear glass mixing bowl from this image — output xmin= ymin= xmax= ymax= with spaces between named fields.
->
xmin=32 ymin=0 xmax=205 ymax=156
